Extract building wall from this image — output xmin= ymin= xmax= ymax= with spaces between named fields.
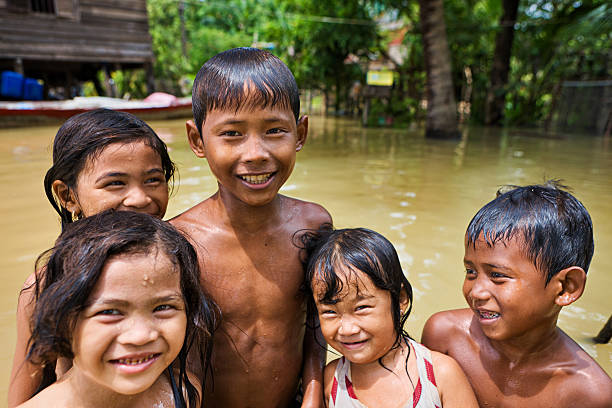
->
xmin=0 ymin=0 xmax=153 ymax=64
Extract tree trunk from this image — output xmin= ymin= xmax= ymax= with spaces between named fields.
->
xmin=485 ymin=0 xmax=519 ymax=125
xmin=418 ymin=0 xmax=460 ymax=139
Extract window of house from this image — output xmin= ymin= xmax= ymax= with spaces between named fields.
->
xmin=30 ymin=0 xmax=55 ymax=14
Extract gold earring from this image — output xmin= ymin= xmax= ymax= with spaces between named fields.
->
xmin=71 ymin=211 xmax=79 ymax=222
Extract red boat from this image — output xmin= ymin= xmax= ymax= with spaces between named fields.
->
xmin=0 ymin=93 xmax=192 ymax=127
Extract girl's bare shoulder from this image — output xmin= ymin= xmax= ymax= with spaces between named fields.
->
xmin=323 ymin=358 xmax=342 ymax=401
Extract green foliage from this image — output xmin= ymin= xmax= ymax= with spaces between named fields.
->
xmin=145 ymin=0 xmax=376 ymax=105
xmin=139 ymin=0 xmax=610 ymax=126
xmin=504 ymin=1 xmax=612 ymax=125
xmin=147 ymin=0 xmax=190 ymax=90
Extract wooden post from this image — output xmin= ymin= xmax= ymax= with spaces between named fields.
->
xmin=145 ymin=61 xmax=155 ymax=96
xmin=13 ymin=57 xmax=23 ymax=74
xmin=594 ymin=315 xmax=612 ymax=344
xmin=65 ymin=70 xmax=74 ymax=99
xmin=362 ymin=97 xmax=370 ymax=127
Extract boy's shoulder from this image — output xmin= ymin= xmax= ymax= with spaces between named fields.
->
xmin=548 ymin=330 xmax=612 ymax=407
xmin=421 ymin=308 xmax=474 ymax=354
xmin=279 ymin=194 xmax=331 ymax=228
xmin=170 ymin=195 xmax=331 ymax=230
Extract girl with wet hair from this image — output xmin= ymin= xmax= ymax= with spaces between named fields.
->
xmin=301 ymin=227 xmax=477 ymax=408
xmin=20 ymin=210 xmax=217 ymax=408
xmin=10 ymin=108 xmax=176 ymax=406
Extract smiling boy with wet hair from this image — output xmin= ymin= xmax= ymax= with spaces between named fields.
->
xmin=172 ymin=47 xmax=331 ymax=408
xmin=422 ymin=181 xmax=612 ymax=407
xmin=191 ymin=47 xmax=301 ymax=135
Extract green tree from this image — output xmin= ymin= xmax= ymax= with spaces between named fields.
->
xmin=485 ymin=0 xmax=520 ymax=125
xmin=506 ymin=1 xmax=612 ymax=126
xmin=271 ymin=0 xmax=377 ymax=113
xmin=418 ymin=0 xmax=460 ymax=138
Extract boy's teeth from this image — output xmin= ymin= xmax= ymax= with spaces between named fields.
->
xmin=240 ymin=173 xmax=272 ymax=184
xmin=479 ymin=310 xmax=500 ymax=319
xmin=117 ymin=354 xmax=156 ymax=365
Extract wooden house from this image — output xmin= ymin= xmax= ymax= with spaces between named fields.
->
xmin=0 ymin=0 xmax=154 ymax=97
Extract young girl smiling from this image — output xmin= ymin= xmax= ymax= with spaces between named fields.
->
xmin=10 ymin=109 xmax=177 ymax=406
xmin=302 ymin=227 xmax=477 ymax=408
xmin=19 ymin=210 xmax=216 ymax=408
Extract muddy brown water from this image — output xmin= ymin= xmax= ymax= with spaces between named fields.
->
xmin=1 ymin=116 xmax=610 ymax=400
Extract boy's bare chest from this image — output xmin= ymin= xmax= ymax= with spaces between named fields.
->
xmin=467 ymin=356 xmax=576 ymax=408
xmin=197 ymin=235 xmax=305 ymax=313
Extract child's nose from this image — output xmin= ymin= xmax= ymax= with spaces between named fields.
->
xmin=117 ymin=318 xmax=159 ymax=345
xmin=338 ymin=317 xmax=360 ymax=336
xmin=468 ymin=277 xmax=491 ymax=301
xmin=242 ymin=135 xmax=270 ymax=163
xmin=123 ymin=186 xmax=152 ymax=208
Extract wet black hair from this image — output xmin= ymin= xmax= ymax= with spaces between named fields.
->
xmin=44 ymin=108 xmax=176 ymax=230
xmin=192 ymin=47 xmax=300 ymax=135
xmin=466 ymin=180 xmax=594 ymax=284
xmin=300 ymin=226 xmax=413 ymax=356
xmin=28 ymin=210 xmax=218 ymax=407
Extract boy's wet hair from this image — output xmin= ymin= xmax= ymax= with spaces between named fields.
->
xmin=44 ymin=108 xmax=175 ymax=230
xmin=192 ymin=47 xmax=300 ymax=135
xmin=300 ymin=226 xmax=413 ymax=351
xmin=28 ymin=210 xmax=218 ymax=406
xmin=466 ymin=180 xmax=594 ymax=284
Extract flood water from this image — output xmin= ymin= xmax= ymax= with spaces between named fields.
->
xmin=0 ymin=116 xmax=610 ymax=400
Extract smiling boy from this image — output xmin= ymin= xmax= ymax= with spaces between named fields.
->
xmin=421 ymin=182 xmax=612 ymax=407
xmin=171 ymin=48 xmax=331 ymax=407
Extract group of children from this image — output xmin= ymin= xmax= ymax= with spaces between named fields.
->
xmin=8 ymin=47 xmax=612 ymax=408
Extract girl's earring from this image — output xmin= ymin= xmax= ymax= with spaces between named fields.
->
xmin=71 ymin=211 xmax=80 ymax=222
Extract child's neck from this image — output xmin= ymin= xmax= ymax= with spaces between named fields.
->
xmin=487 ymin=318 xmax=562 ymax=365
xmin=62 ymin=367 xmax=147 ymax=408
xmin=214 ymin=188 xmax=285 ymax=233
xmin=351 ymin=338 xmax=410 ymax=378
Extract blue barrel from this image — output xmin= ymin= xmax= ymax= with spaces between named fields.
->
xmin=23 ymin=78 xmax=43 ymax=100
xmin=1 ymin=71 xmax=24 ymax=98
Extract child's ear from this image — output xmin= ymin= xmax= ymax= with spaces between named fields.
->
xmin=399 ymin=284 xmax=410 ymax=314
xmin=553 ymin=266 xmax=586 ymax=306
xmin=296 ymin=115 xmax=308 ymax=152
xmin=52 ymin=180 xmax=81 ymax=217
xmin=186 ymin=119 xmax=206 ymax=158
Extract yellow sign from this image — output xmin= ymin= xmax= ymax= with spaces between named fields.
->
xmin=366 ymin=70 xmax=393 ymax=86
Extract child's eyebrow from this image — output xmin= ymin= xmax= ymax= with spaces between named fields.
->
xmin=89 ymin=298 xmax=130 ymax=307
xmin=319 ymin=298 xmax=339 ymax=305
xmin=463 ymin=258 xmax=513 ymax=271
xmin=94 ymin=168 xmax=164 ymax=182
xmin=217 ymin=119 xmax=246 ymax=126
xmin=153 ymin=294 xmax=184 ymax=303
xmin=261 ymin=117 xmax=289 ymax=123
xmin=216 ymin=117 xmax=289 ymax=126
xmin=88 ymin=293 xmax=183 ymax=307
xmin=95 ymin=172 xmax=128 ymax=182
xmin=145 ymin=168 xmax=165 ymax=175
xmin=484 ymin=263 xmax=512 ymax=271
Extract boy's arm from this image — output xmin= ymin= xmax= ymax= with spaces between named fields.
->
xmin=8 ymin=274 xmax=40 ymax=407
xmin=300 ymin=307 xmax=326 ymax=408
xmin=431 ymin=351 xmax=478 ymax=408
